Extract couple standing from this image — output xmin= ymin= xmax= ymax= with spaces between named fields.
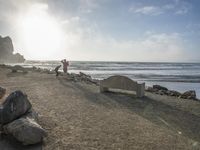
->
xmin=55 ymin=59 xmax=69 ymax=76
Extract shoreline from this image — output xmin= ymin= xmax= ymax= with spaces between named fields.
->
xmin=1 ymin=64 xmax=199 ymax=99
xmin=0 ymin=64 xmax=200 ymax=149
xmin=3 ymin=61 xmax=200 ymax=99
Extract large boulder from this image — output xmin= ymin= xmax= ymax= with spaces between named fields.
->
xmin=0 ymin=87 xmax=6 ymax=99
xmin=0 ymin=91 xmax=32 ymax=124
xmin=3 ymin=111 xmax=47 ymax=145
xmin=179 ymin=90 xmax=196 ymax=100
xmin=153 ymin=85 xmax=168 ymax=91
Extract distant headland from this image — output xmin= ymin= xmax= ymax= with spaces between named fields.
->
xmin=0 ymin=35 xmax=25 ymax=63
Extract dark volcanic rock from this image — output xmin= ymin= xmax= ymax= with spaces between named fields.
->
xmin=3 ymin=111 xmax=47 ymax=145
xmin=0 ymin=87 xmax=6 ymax=99
xmin=0 ymin=91 xmax=32 ymax=124
xmin=167 ymin=90 xmax=181 ymax=97
xmin=0 ymin=35 xmax=25 ymax=63
xmin=179 ymin=90 xmax=196 ymax=100
xmin=153 ymin=85 xmax=168 ymax=91
xmin=146 ymin=87 xmax=157 ymax=92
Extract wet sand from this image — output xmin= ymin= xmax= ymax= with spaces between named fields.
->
xmin=0 ymin=66 xmax=200 ymax=150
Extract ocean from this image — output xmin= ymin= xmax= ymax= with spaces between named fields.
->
xmin=11 ymin=60 xmax=200 ymax=98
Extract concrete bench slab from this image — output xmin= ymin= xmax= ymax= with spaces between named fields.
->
xmin=100 ymin=75 xmax=145 ymax=97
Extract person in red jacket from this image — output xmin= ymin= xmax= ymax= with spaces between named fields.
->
xmin=61 ymin=59 xmax=69 ymax=73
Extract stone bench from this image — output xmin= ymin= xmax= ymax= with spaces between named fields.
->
xmin=100 ymin=75 xmax=145 ymax=97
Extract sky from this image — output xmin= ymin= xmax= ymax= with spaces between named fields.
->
xmin=0 ymin=0 xmax=200 ymax=62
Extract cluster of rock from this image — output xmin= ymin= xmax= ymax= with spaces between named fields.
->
xmin=0 ymin=87 xmax=46 ymax=145
xmin=0 ymin=64 xmax=53 ymax=74
xmin=66 ymin=72 xmax=100 ymax=85
xmin=31 ymin=66 xmax=55 ymax=74
xmin=146 ymin=85 xmax=198 ymax=100
xmin=0 ymin=36 xmax=25 ymax=63
xmin=0 ymin=64 xmax=100 ymax=86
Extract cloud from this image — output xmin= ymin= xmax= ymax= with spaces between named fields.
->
xmin=131 ymin=6 xmax=163 ymax=16
xmin=175 ymin=6 xmax=189 ymax=15
xmin=79 ymin=0 xmax=99 ymax=13
xmin=0 ymin=0 xmax=195 ymax=61
xmin=172 ymin=0 xmax=191 ymax=15
xmin=60 ymin=18 xmax=186 ymax=61
xmin=129 ymin=1 xmax=191 ymax=16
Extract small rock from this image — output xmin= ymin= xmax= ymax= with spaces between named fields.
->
xmin=156 ymin=90 xmax=165 ymax=95
xmin=0 ymin=90 xmax=32 ymax=124
xmin=32 ymin=66 xmax=37 ymax=70
xmin=179 ymin=90 xmax=196 ymax=100
xmin=146 ymin=87 xmax=157 ymax=92
xmin=79 ymin=72 xmax=92 ymax=79
xmin=0 ymin=87 xmax=6 ymax=99
xmin=168 ymin=90 xmax=181 ymax=97
xmin=153 ymin=85 xmax=168 ymax=91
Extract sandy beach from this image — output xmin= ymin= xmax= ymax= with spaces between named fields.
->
xmin=0 ymin=65 xmax=200 ymax=150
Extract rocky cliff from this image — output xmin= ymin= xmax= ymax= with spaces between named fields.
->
xmin=0 ymin=36 xmax=25 ymax=63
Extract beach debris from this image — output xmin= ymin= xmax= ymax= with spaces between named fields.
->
xmin=0 ymin=90 xmax=32 ymax=124
xmin=0 ymin=90 xmax=46 ymax=145
xmin=153 ymin=85 xmax=168 ymax=91
xmin=179 ymin=90 xmax=196 ymax=100
xmin=3 ymin=110 xmax=47 ymax=145
xmin=0 ymin=86 xmax=6 ymax=99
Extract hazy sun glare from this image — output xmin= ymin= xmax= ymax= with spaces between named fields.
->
xmin=17 ymin=4 xmax=64 ymax=60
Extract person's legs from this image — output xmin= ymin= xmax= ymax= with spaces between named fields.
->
xmin=56 ymin=71 xmax=58 ymax=76
xmin=64 ymin=68 xmax=67 ymax=73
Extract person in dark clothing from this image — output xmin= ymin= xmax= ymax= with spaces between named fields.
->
xmin=54 ymin=65 xmax=61 ymax=77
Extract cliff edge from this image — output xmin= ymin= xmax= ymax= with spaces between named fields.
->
xmin=0 ymin=36 xmax=25 ymax=63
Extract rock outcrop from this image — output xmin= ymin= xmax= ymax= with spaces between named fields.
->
xmin=0 ymin=35 xmax=25 ymax=63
